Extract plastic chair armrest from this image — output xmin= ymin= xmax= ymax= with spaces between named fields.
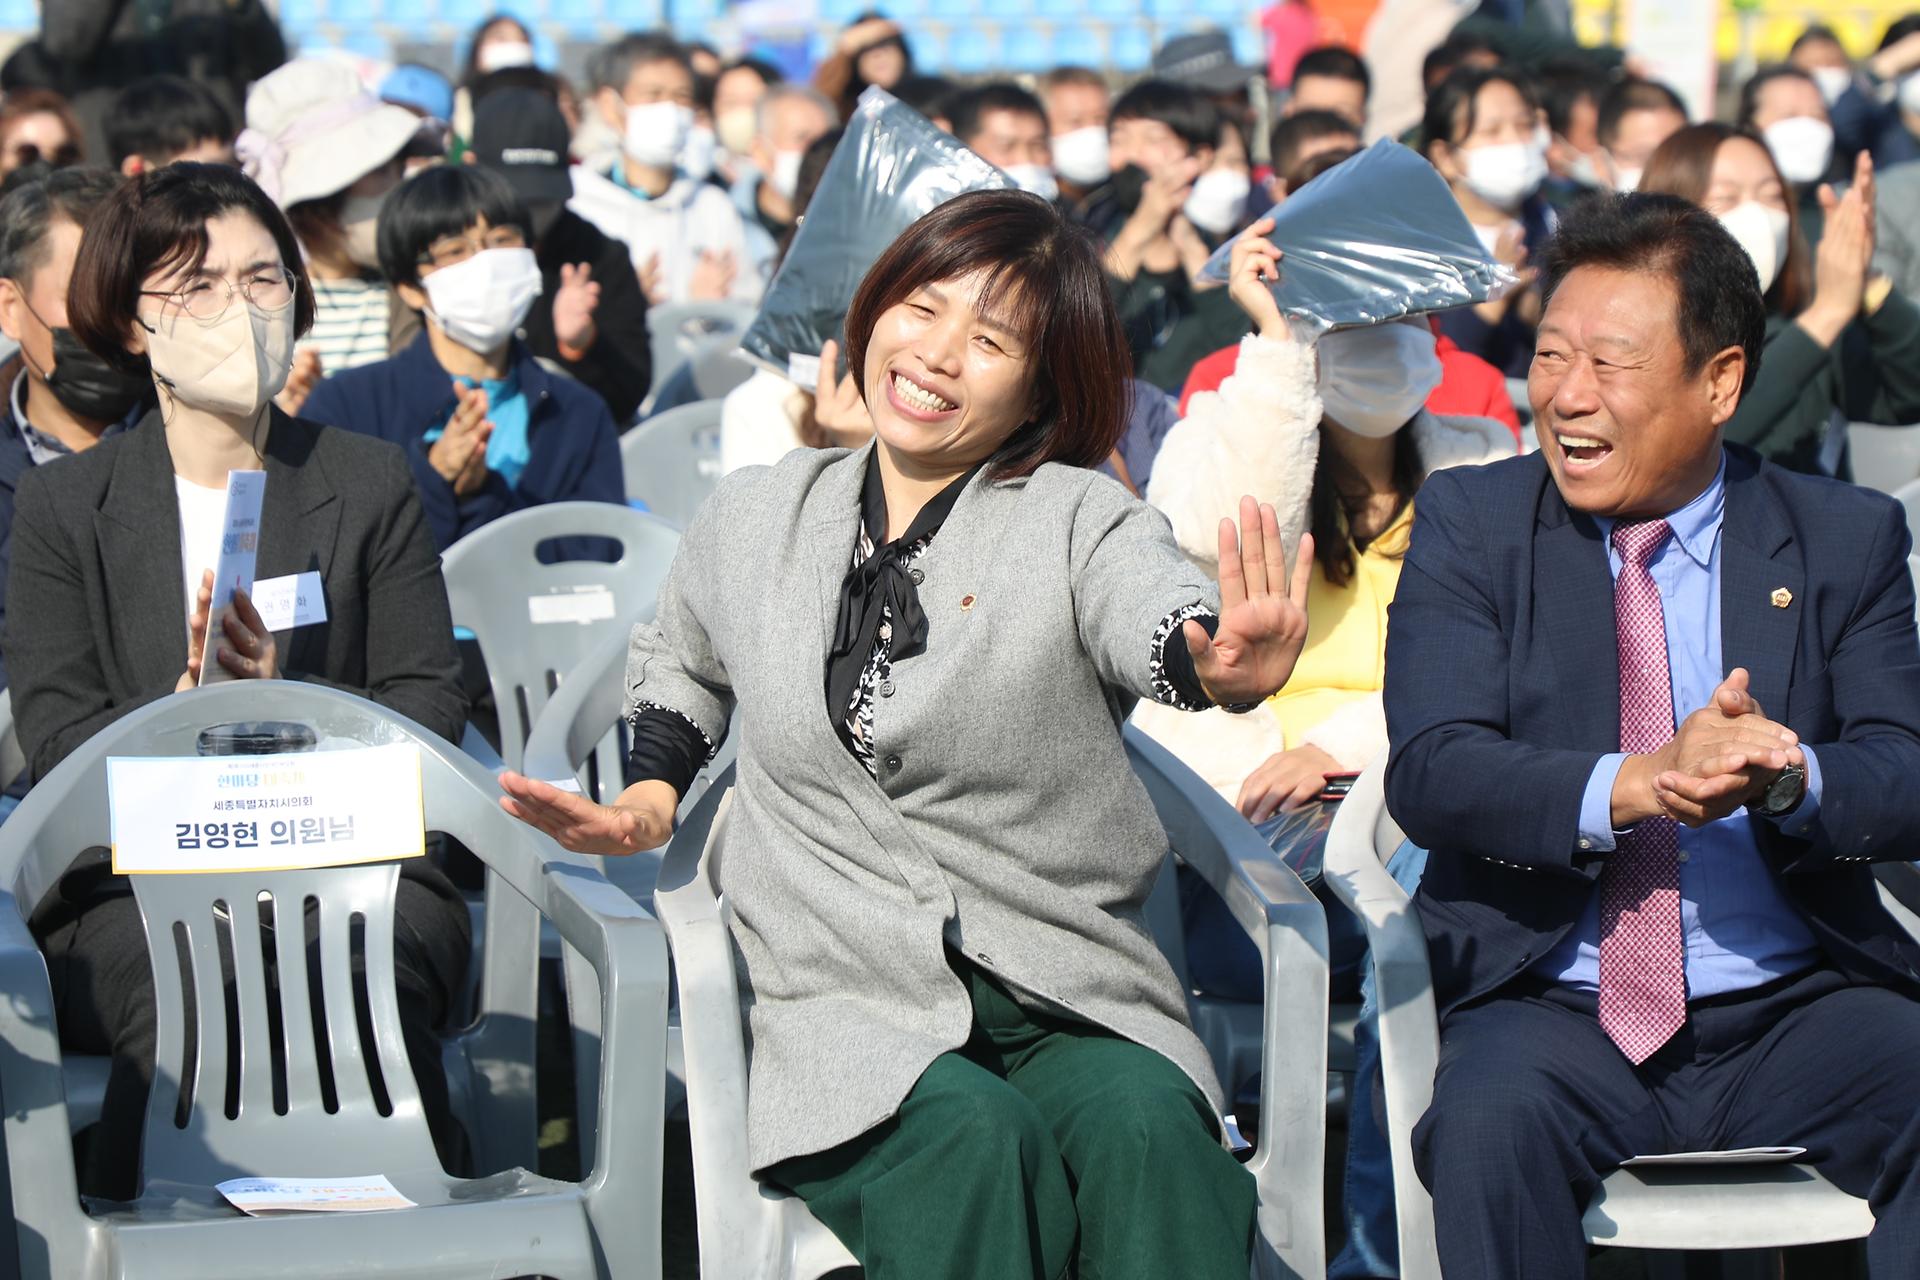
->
xmin=1873 ymin=861 xmax=1920 ymax=942
xmin=0 ymin=898 xmax=89 ymax=1265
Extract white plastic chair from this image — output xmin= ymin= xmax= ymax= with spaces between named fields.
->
xmin=655 ymin=726 xmax=1330 ymax=1280
xmin=1846 ymin=422 xmax=1920 ymax=494
xmin=622 ymin=399 xmax=725 ymax=530
xmin=440 ymin=500 xmax=680 ymax=775
xmin=0 ymin=682 xmax=670 ymax=1280
xmin=1322 ymin=756 xmax=1899 ymax=1279
xmin=643 ymin=299 xmax=756 ymax=413
xmin=0 ymin=689 xmax=23 ymax=792
xmin=1894 ymin=478 xmax=1920 ymax=552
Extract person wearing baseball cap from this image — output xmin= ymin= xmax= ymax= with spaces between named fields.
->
xmin=470 ymin=87 xmax=653 ymax=425
xmin=238 ymin=59 xmax=434 ymax=403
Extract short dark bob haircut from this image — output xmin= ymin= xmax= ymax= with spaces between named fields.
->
xmin=68 ymin=162 xmax=317 ymax=378
xmin=1421 ymin=65 xmax=1538 ymax=156
xmin=376 ymin=163 xmax=532 ymax=291
xmin=842 ymin=189 xmax=1130 ymax=482
xmin=1538 ymin=192 xmax=1766 ymax=397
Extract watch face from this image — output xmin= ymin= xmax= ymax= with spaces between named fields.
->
xmin=1766 ymin=766 xmax=1805 ymax=813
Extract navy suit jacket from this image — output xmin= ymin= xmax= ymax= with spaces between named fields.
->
xmin=1384 ymin=444 xmax=1920 ymax=1019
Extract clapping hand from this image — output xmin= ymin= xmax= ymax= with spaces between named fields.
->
xmin=428 ymin=384 xmax=494 ymax=496
xmin=1644 ymin=668 xmax=1804 ymax=826
xmin=552 ymin=262 xmax=601 ymax=352
xmin=1187 ymin=496 xmax=1314 ymax=706
xmin=498 ymin=773 xmax=677 ymax=856
xmin=275 ymin=348 xmax=324 ymax=417
xmin=1803 ymin=151 xmax=1880 ymax=346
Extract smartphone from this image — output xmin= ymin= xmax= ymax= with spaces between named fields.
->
xmin=1317 ymin=771 xmax=1363 ymax=802
xmin=195 ymin=720 xmax=318 ymax=757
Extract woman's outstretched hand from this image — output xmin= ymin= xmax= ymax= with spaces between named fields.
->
xmin=498 ymin=773 xmax=677 ymax=856
xmin=1186 ymin=496 xmax=1313 ymax=706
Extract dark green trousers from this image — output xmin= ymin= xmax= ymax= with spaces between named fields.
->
xmin=768 ymin=958 xmax=1257 ymax=1280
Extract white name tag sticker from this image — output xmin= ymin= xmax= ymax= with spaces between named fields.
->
xmin=108 ymin=743 xmax=425 ymax=874
xmin=528 ymin=586 xmax=617 ymax=626
xmin=251 ymin=572 xmax=327 ymax=632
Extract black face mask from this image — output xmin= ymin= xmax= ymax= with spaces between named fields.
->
xmin=1108 ymin=163 xmax=1148 ymax=215
xmin=36 ymin=326 xmax=150 ymax=424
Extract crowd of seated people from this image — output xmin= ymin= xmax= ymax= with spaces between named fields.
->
xmin=0 ymin=6 xmax=1916 ymax=1278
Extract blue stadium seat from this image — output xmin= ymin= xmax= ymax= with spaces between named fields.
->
xmin=909 ymin=27 xmax=948 ymax=73
xmin=1110 ymin=24 xmax=1153 ymax=71
xmin=1050 ymin=23 xmax=1106 ymax=68
xmin=329 ymin=0 xmax=381 ymax=26
xmin=437 ymin=0 xmax=498 ymax=30
xmin=820 ymin=0 xmax=868 ymax=22
xmin=0 ymin=0 xmax=38 ymax=28
xmin=276 ymin=0 xmax=324 ymax=35
xmin=944 ymin=27 xmax=1001 ymax=75
xmin=1232 ymin=23 xmax=1264 ymax=65
xmin=601 ymin=0 xmax=668 ymax=28
xmin=980 ymin=0 xmax=1028 ymax=19
xmin=1001 ymin=22 xmax=1056 ymax=71
xmin=1085 ymin=0 xmax=1142 ymax=18
xmin=343 ymin=29 xmax=394 ymax=60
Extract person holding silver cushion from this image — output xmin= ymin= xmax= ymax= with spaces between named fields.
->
xmin=5 ymin=162 xmax=470 ymax=1199
xmin=499 ymin=189 xmax=1313 ymax=1280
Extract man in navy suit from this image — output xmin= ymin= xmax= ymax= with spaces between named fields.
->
xmin=1384 ymin=192 xmax=1920 ymax=1277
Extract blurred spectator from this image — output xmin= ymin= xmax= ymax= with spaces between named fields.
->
xmin=1645 ymin=124 xmax=1920 ymax=480
xmin=1854 ymin=16 xmax=1920 ymax=171
xmin=239 ymin=60 xmax=424 ymax=392
xmin=1262 ymin=0 xmax=1325 ymax=89
xmin=463 ymin=13 xmax=538 ymax=86
xmin=1421 ymin=29 xmax=1502 ymax=95
xmin=720 ymin=126 xmax=854 ymax=475
xmin=0 ymin=168 xmax=147 ymax=705
xmin=1595 ymin=77 xmax=1687 ymax=193
xmin=684 ymin=40 xmax=723 ymax=82
xmin=0 ymin=0 xmax=281 ymax=166
xmin=1185 ymin=115 xmax=1254 ymax=242
xmin=951 ymin=82 xmax=1054 ymax=198
xmin=1284 ymin=45 xmax=1369 ymax=130
xmin=0 ymin=89 xmax=82 ymax=180
xmin=14 ymin=163 xmax=470 ymax=1196
xmin=733 ymin=84 xmax=837 ymax=285
xmin=1789 ymin=24 xmax=1857 ymax=108
xmin=380 ymin=64 xmax=456 ymax=176
xmin=104 ymin=75 xmax=235 ymax=177
xmin=1154 ymin=28 xmax=1263 ymax=100
xmin=892 ymin=73 xmax=957 ymax=131
xmin=681 ymin=54 xmax=720 ymax=187
xmin=815 ymin=13 xmax=913 ymax=121
xmin=1423 ymin=67 xmax=1554 ymax=378
xmin=1537 ymin=60 xmax=1610 ymax=197
xmin=1266 ymin=110 xmax=1361 ymax=203
xmin=1039 ymin=66 xmax=1112 ymax=209
xmin=569 ymin=32 xmax=756 ymax=305
xmin=304 ymin=165 xmax=622 ymax=553
xmin=1739 ymin=66 xmax=1838 ymax=196
xmin=713 ymin=56 xmax=783 ymax=185
xmin=472 ymin=88 xmax=653 ymax=426
xmin=1875 ymin=159 xmax=1920 ymax=303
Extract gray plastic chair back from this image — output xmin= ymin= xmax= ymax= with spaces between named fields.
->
xmin=1894 ymin=479 xmax=1920 ymax=552
xmin=134 ymin=862 xmax=441 ymax=1188
xmin=1322 ymin=756 xmax=1894 ymax=1277
xmin=692 ymin=346 xmax=756 ymax=401
xmin=622 ymin=399 xmax=725 ymax=529
xmin=0 ymin=688 xmax=23 ymax=791
xmin=1847 ymin=422 xmax=1920 ymax=493
xmin=645 ymin=300 xmax=755 ymax=404
xmin=440 ymin=501 xmax=680 ymax=773
xmin=0 ymin=682 xmax=671 ymax=1279
xmin=657 ymin=730 xmax=1328 ymax=1280
xmin=1505 ymin=376 xmax=1534 ymax=436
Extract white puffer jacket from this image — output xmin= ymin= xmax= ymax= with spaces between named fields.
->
xmin=1135 ymin=331 xmax=1515 ymax=802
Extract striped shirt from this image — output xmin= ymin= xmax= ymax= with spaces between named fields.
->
xmin=304 ymin=275 xmax=394 ymax=374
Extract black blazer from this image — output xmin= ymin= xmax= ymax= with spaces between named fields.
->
xmin=3 ymin=408 xmax=467 ymax=784
xmin=1384 ymin=445 xmax=1920 ymax=1019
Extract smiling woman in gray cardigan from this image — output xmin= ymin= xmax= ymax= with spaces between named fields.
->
xmin=500 ymin=191 xmax=1314 ymax=1280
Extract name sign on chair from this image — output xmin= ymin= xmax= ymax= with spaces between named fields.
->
xmin=108 ymin=743 xmax=426 ymax=874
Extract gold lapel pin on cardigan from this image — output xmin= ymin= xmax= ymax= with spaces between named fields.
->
xmin=1771 ymin=587 xmax=1793 ymax=609
xmin=960 ymin=594 xmax=977 ymax=612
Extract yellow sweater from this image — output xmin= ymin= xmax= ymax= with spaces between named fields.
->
xmin=1268 ymin=502 xmax=1414 ymax=751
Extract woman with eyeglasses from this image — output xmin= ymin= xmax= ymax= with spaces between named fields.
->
xmin=301 ymin=164 xmax=623 ymax=557
xmin=4 ymin=162 xmax=473 ymax=1199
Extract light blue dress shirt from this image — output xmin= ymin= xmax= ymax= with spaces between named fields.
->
xmin=1537 ymin=458 xmax=1825 ymax=998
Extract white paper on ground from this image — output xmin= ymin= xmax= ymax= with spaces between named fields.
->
xmin=1620 ymin=1147 xmax=1808 ymax=1167
xmin=197 ymin=470 xmax=267 ymax=687
xmin=250 ymin=571 xmax=327 ymax=632
xmin=109 ymin=743 xmax=426 ymax=874
xmin=217 ymin=1174 xmax=416 ymax=1214
xmin=528 ymin=586 xmax=617 ymax=626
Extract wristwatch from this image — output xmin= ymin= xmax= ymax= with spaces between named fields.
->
xmin=1752 ymin=763 xmax=1808 ymax=818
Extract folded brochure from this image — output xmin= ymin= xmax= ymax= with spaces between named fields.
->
xmin=1619 ymin=1146 xmax=1807 ymax=1167
xmin=217 ymin=1174 xmax=417 ymax=1214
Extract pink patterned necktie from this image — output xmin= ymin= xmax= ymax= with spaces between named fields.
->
xmin=1598 ymin=519 xmax=1687 ymax=1064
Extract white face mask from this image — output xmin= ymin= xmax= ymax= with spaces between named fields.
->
xmin=1812 ymin=66 xmax=1853 ymax=106
xmin=767 ymin=148 xmax=805 ymax=201
xmin=477 ymin=40 xmax=536 ymax=74
xmin=1184 ymin=169 xmax=1252 ymax=237
xmin=1004 ymin=163 xmax=1059 ymax=202
xmin=144 ymin=301 xmax=296 ymax=419
xmin=1717 ymin=200 xmax=1792 ymax=295
xmin=340 ymin=191 xmax=387 ymax=270
xmin=1316 ymin=321 xmax=1444 ymax=438
xmin=679 ymin=123 xmax=717 ymax=182
xmin=1901 ymin=71 xmax=1920 ymax=117
xmin=623 ymin=101 xmax=694 ymax=170
xmin=1762 ymin=116 xmax=1835 ymax=185
xmin=1459 ymin=139 xmax=1548 ymax=210
xmin=1051 ymin=125 xmax=1111 ymax=186
xmin=422 ymin=247 xmax=543 ymax=354
xmin=716 ymin=107 xmax=758 ymax=157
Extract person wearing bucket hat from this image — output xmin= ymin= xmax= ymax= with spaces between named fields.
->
xmin=473 ymin=87 xmax=654 ymax=425
xmin=239 ymin=59 xmax=429 ymax=392
xmin=1153 ymin=29 xmax=1264 ymax=101
xmin=567 ymin=31 xmax=758 ymax=306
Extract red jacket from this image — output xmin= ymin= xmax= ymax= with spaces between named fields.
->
xmin=1175 ymin=324 xmax=1524 ymax=444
